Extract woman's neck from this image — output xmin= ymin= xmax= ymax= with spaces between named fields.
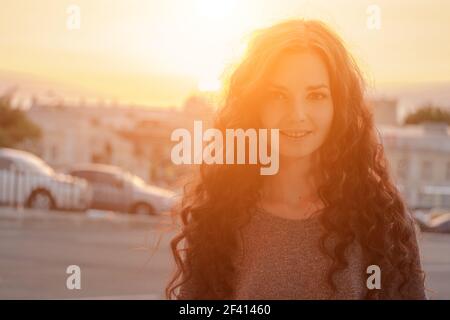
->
xmin=261 ymin=154 xmax=318 ymax=207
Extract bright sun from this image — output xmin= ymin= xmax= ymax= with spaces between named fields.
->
xmin=195 ymin=0 xmax=237 ymax=20
xmin=194 ymin=0 xmax=239 ymax=92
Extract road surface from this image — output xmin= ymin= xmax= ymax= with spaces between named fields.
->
xmin=0 ymin=207 xmax=449 ymax=299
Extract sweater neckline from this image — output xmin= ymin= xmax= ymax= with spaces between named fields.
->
xmin=253 ymin=206 xmax=323 ymax=226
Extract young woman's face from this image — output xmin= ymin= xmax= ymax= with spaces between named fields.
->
xmin=259 ymin=50 xmax=334 ymax=159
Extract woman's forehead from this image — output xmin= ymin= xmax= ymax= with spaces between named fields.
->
xmin=267 ymin=51 xmax=330 ymax=90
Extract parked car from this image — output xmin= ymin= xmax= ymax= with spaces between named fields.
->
xmin=69 ymin=164 xmax=175 ymax=215
xmin=0 ymin=148 xmax=91 ymax=211
xmin=414 ymin=209 xmax=450 ymax=233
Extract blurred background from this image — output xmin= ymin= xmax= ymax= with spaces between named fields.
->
xmin=0 ymin=0 xmax=450 ymax=299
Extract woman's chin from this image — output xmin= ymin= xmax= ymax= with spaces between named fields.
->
xmin=279 ymin=148 xmax=315 ymax=159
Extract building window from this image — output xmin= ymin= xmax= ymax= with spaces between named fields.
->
xmin=446 ymin=162 xmax=450 ymax=181
xmin=397 ymin=157 xmax=409 ymax=180
xmin=443 ymin=195 xmax=450 ymax=208
xmin=421 ymin=160 xmax=432 ymax=181
xmin=51 ymin=145 xmax=59 ymax=160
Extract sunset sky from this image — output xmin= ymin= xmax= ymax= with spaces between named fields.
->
xmin=1 ymin=0 xmax=450 ymax=107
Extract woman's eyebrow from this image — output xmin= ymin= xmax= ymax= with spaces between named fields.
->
xmin=267 ymin=83 xmax=287 ymax=91
xmin=306 ymin=84 xmax=329 ymax=90
xmin=267 ymin=83 xmax=329 ymax=91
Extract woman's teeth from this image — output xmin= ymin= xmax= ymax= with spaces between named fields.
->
xmin=280 ymin=130 xmax=312 ymax=138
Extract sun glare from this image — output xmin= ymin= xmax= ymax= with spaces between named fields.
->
xmin=195 ymin=0 xmax=237 ymax=20
xmin=197 ymin=78 xmax=222 ymax=92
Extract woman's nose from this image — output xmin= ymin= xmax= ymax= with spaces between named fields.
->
xmin=289 ymin=99 xmax=309 ymax=122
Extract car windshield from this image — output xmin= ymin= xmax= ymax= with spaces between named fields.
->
xmin=125 ymin=172 xmax=147 ymax=187
xmin=21 ymin=155 xmax=55 ymax=175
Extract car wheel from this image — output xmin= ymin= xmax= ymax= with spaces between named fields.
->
xmin=131 ymin=202 xmax=155 ymax=215
xmin=26 ymin=190 xmax=55 ymax=211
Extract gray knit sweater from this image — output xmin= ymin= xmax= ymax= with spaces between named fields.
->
xmin=177 ymin=208 xmax=427 ymax=300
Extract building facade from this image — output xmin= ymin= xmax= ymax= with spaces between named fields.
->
xmin=380 ymin=122 xmax=450 ymax=209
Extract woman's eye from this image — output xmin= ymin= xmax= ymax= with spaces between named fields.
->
xmin=308 ymin=92 xmax=328 ymax=100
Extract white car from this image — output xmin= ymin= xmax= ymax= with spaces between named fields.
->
xmin=0 ymin=148 xmax=91 ymax=211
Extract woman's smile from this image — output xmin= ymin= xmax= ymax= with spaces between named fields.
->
xmin=280 ymin=129 xmax=313 ymax=140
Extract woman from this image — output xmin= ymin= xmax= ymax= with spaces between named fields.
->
xmin=166 ymin=19 xmax=426 ymax=299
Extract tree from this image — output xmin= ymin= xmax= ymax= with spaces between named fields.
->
xmin=404 ymin=104 xmax=450 ymax=125
xmin=0 ymin=93 xmax=41 ymax=148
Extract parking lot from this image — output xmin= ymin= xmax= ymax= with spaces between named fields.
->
xmin=0 ymin=207 xmax=449 ymax=299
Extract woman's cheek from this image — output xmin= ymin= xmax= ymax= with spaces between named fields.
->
xmin=260 ymin=105 xmax=285 ymax=128
xmin=315 ymin=102 xmax=334 ymax=131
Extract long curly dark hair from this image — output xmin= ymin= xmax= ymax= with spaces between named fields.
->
xmin=165 ymin=19 xmax=425 ymax=300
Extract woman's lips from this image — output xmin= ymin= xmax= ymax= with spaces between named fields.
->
xmin=280 ymin=129 xmax=313 ymax=139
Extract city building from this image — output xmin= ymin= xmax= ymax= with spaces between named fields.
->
xmin=380 ymin=122 xmax=450 ymax=209
xmin=25 ymin=104 xmax=150 ymax=181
